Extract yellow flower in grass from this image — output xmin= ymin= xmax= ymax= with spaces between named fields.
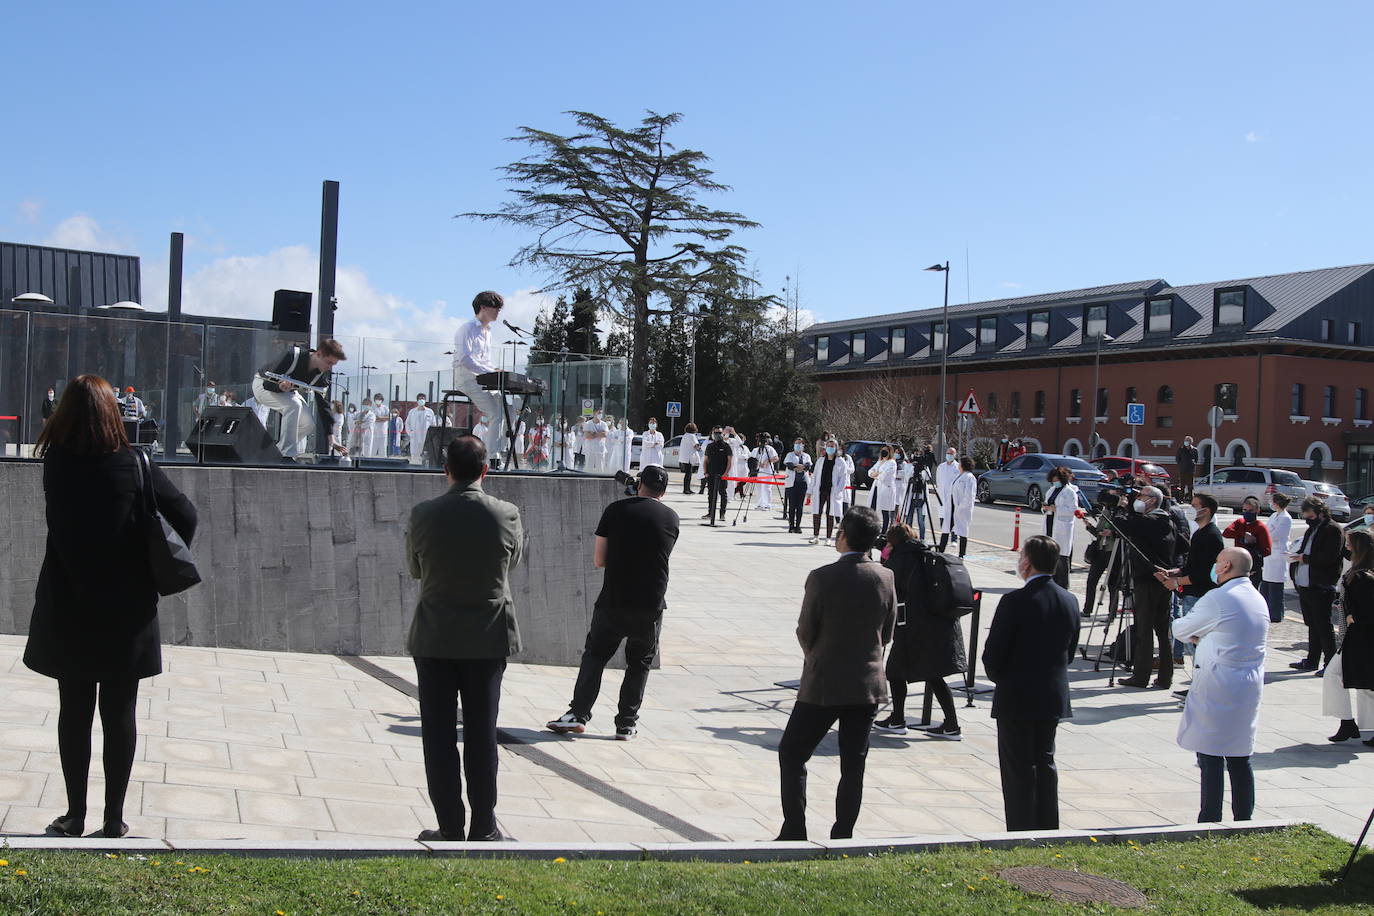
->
xmin=495 ymin=895 xmax=505 ymax=901
xmin=0 ymin=860 xmax=8 ymax=867
xmin=1089 ymin=837 xmax=1099 ymax=843
xmin=15 ymin=870 xmax=27 ymax=877
xmin=553 ymin=857 xmax=567 ymax=864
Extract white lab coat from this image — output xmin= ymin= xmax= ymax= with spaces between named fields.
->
xmin=369 ymin=402 xmax=388 ymax=457
xmin=405 ymin=405 xmax=436 ymax=462
xmin=752 ymin=444 xmax=779 ymax=507
xmin=727 ymin=437 xmax=749 ymax=479
xmin=946 ymin=470 xmax=977 ymax=537
xmin=868 ymin=458 xmax=899 ymax=512
xmin=1046 ymin=482 xmax=1086 ymax=555
xmin=678 ymin=432 xmax=699 ymax=468
xmin=621 ymin=426 xmax=636 ymax=470
xmin=840 ymin=454 xmax=856 ymax=506
xmin=1261 ymin=511 xmax=1293 ymax=583
xmin=784 ymin=450 xmax=812 ymax=488
xmin=584 ymin=419 xmax=608 ymax=471
xmin=1173 ymin=577 xmax=1268 ymax=757
xmin=935 ymin=459 xmax=960 ymax=529
xmin=805 ymin=454 xmax=850 ymax=518
xmin=355 ymin=407 xmax=375 ymax=457
xmin=640 ymin=429 xmax=665 ymax=468
xmin=608 ymin=425 xmax=626 ymax=472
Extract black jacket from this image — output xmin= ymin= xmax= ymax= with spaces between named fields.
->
xmin=24 ymin=446 xmax=198 ymax=681
xmin=1341 ymin=570 xmax=1374 ymax=690
xmin=703 ymin=438 xmax=732 ymax=476
xmin=883 ymin=542 xmax=966 ymax=683
xmin=1294 ymin=517 xmax=1344 ymax=589
xmin=258 ymin=345 xmax=335 ymax=437
xmin=1114 ymin=509 xmax=1177 ymax=582
xmin=1176 ymin=445 xmax=1198 ymax=472
xmin=982 ymin=576 xmax=1080 ymax=720
xmin=1181 ymin=522 xmax=1224 ymax=598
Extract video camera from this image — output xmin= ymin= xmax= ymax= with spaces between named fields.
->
xmin=1096 ymin=479 xmax=1141 ymax=512
xmin=613 ymin=469 xmax=640 ymax=497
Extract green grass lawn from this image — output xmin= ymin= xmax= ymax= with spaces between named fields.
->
xmin=1 ymin=826 xmax=1370 ymax=915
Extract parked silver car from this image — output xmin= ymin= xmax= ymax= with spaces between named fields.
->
xmin=1303 ymin=480 xmax=1351 ymax=521
xmin=976 ymin=453 xmax=1109 ymax=510
xmin=1192 ymin=466 xmax=1307 ymax=514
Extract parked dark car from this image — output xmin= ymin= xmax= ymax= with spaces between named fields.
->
xmin=1090 ymin=456 xmax=1171 ymax=488
xmin=842 ymin=440 xmax=893 ymax=489
xmin=976 ymin=453 xmax=1109 ymax=510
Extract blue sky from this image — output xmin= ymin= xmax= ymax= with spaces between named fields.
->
xmin=4 ymin=0 xmax=1373 ymax=347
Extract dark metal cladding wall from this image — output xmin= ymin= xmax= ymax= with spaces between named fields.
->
xmin=0 ymin=242 xmax=141 ymax=308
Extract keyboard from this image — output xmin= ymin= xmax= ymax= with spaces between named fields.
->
xmin=473 ymin=371 xmax=547 ymax=396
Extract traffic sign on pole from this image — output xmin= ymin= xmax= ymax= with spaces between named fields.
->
xmin=665 ymin=401 xmax=682 ymax=418
xmin=1126 ymin=403 xmax=1145 ymax=426
xmin=957 ymin=390 xmax=981 ymax=415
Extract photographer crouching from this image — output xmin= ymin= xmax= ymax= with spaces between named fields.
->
xmin=1112 ymin=485 xmax=1178 ymax=689
xmin=546 ymin=466 xmax=680 ymax=739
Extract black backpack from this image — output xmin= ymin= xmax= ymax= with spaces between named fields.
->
xmin=893 ymin=540 xmax=975 ymax=620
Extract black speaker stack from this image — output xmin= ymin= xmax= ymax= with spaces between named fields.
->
xmin=184 ymin=407 xmax=282 ymax=464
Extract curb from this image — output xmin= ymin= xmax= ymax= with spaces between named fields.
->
xmin=0 ymin=820 xmax=1296 ymax=862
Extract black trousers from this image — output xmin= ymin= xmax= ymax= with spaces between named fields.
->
xmin=996 ymin=717 xmax=1060 ymax=831
xmin=786 ymin=484 xmax=807 ymax=531
xmin=1297 ymin=585 xmax=1337 ymax=667
xmin=680 ymin=462 xmax=696 ymax=494
xmin=414 ymin=656 xmax=506 ymax=839
xmin=57 ymin=678 xmax=140 ymax=823
xmin=938 ymin=533 xmax=968 ymax=557
xmin=777 ymin=701 xmax=877 ymax=841
xmin=570 ymin=607 xmax=661 ymax=728
xmin=705 ymin=473 xmax=728 ymax=520
xmin=1130 ymin=578 xmax=1175 ymax=685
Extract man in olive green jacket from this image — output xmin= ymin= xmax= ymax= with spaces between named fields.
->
xmin=406 ymin=435 xmax=523 ymax=842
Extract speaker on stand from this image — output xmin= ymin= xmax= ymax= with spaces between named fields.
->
xmin=185 ymin=406 xmax=282 ymax=464
xmin=271 ymin=289 xmax=312 ymax=336
xmin=424 ymin=426 xmax=470 ymax=468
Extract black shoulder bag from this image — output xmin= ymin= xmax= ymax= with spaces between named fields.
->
xmin=134 ymin=449 xmax=202 ymax=596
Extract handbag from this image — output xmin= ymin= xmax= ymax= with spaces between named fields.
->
xmin=134 ymin=448 xmax=202 ymax=596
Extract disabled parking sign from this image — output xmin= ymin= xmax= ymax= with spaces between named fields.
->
xmin=1127 ymin=403 xmax=1145 ymax=426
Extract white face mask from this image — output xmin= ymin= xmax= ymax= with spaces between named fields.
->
xmin=946 ymin=454 xmax=956 ymax=463
xmin=648 ymin=422 xmax=656 ymax=430
xmin=417 ymin=399 xmax=425 ymax=406
xmin=1132 ymin=499 xmax=1148 ymax=514
xmin=1365 ymin=512 xmax=1374 ymax=523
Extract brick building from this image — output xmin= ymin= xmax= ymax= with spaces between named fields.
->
xmin=801 ymin=263 xmax=1374 ymax=495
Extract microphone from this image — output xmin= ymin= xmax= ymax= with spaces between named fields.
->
xmin=503 ymin=319 xmax=529 ymax=337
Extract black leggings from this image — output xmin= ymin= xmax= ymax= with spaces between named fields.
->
xmin=812 ymin=513 xmax=836 ymax=538
xmin=889 ymin=678 xmax=959 ymax=729
xmin=57 ymin=678 xmax=140 ymax=824
xmin=938 ymin=533 xmax=968 ymax=557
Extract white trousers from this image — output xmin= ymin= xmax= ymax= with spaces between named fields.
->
xmin=453 ymin=368 xmax=506 ymax=464
xmin=371 ymin=421 xmax=388 ymax=457
xmin=408 ymin=432 xmax=428 ymax=463
xmin=1321 ymin=652 xmax=1374 ymax=724
xmin=586 ymin=444 xmax=608 ymax=473
xmin=757 ymin=479 xmax=773 ymax=508
xmin=251 ymin=380 xmax=314 ymax=458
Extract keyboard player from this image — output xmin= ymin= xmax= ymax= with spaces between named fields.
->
xmin=452 ymin=290 xmax=507 ymax=467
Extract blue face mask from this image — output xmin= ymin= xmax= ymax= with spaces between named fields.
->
xmin=1209 ymin=565 xmax=1219 ymax=585
xmin=826 ymin=446 xmax=836 ymax=456
xmin=794 ymin=444 xmax=803 ymax=453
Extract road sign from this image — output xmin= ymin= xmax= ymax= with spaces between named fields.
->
xmin=957 ymin=390 xmax=981 ymax=415
xmin=581 ymin=398 xmax=595 ymax=417
xmin=1126 ymin=403 xmax=1145 ymax=426
xmin=665 ymin=401 xmax=682 ymax=418
xmin=1206 ymin=406 xmax=1224 ymax=428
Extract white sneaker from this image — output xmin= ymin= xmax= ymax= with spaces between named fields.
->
xmin=546 ymin=712 xmax=588 ymax=735
xmin=808 ymin=536 xmax=819 ymax=545
xmin=822 ymin=537 xmax=833 ymax=547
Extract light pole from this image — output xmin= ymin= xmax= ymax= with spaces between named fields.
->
xmin=398 ymin=359 xmax=417 ymax=403
xmin=1086 ymin=332 xmax=1114 ymax=459
xmin=360 ymin=365 xmax=378 ymax=399
xmin=925 ymin=262 xmax=951 ymax=458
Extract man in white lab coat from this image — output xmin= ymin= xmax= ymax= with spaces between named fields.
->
xmin=369 ymin=395 xmax=389 ymax=457
xmin=1173 ymin=547 xmax=1268 ymax=823
xmin=640 ymin=418 xmax=666 ymax=468
xmin=935 ymin=447 xmax=960 ymax=537
xmin=405 ymin=396 xmax=436 ymax=464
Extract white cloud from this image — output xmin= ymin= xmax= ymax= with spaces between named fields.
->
xmin=1001 ymin=281 xmax=1023 ymax=289
xmin=766 ymin=301 xmax=819 ymax=332
xmin=19 ymin=199 xmax=42 ymax=223
xmin=1245 ymin=131 xmax=1262 ymax=143
xmin=42 ymin=213 xmax=134 ymax=253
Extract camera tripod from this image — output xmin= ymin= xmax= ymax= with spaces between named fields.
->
xmin=1078 ymin=533 xmax=1137 ymax=685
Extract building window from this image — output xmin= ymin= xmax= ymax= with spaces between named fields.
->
xmin=1324 ymin=385 xmax=1338 ymax=417
xmin=1084 ymin=303 xmax=1107 ymax=339
xmin=850 ymin=331 xmax=865 ymax=361
xmin=1215 ymin=288 xmax=1246 ymax=327
xmin=1357 ymin=387 xmax=1368 ymax=421
xmin=1291 ymin=382 xmax=1304 ymax=415
xmin=1069 ymin=388 xmax=1082 ymax=418
xmin=1147 ymin=297 xmax=1172 ymax=334
xmin=1010 ymin=391 xmax=1021 ymax=419
xmin=1095 ymin=387 xmax=1109 ymax=418
xmin=890 ymin=327 xmax=906 ymax=358
xmin=1126 ymin=386 xmax=1138 ymax=404
xmin=1158 ymin=385 xmax=1174 ymax=404
xmin=1351 ymin=322 xmax=1362 ymax=344
xmin=1029 ymin=310 xmax=1050 ymax=345
xmin=815 ymin=336 xmax=829 ymax=362
xmin=1157 ymin=415 xmax=1174 ymax=428
xmin=1321 ymin=319 xmax=1334 ymax=341
xmin=987 ymin=392 xmax=1000 ymax=417
xmin=1034 ymin=390 xmax=1046 ymax=419
xmin=931 ymin=321 xmax=945 ymax=353
xmin=978 ymin=316 xmax=997 ymax=349
xmin=1215 ymin=382 xmax=1239 ymax=416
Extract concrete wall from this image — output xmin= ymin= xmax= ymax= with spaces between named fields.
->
xmin=0 ymin=462 xmax=619 ymax=666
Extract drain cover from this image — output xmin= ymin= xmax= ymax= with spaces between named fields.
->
xmin=999 ymin=866 xmax=1148 ymax=908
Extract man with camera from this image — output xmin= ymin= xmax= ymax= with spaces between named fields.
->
xmin=547 ymin=466 xmax=680 ymax=740
xmin=701 ymin=426 xmax=732 ymax=525
xmin=1113 ymin=485 xmax=1179 ymax=689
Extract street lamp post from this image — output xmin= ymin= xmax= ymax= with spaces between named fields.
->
xmin=925 ymin=262 xmax=951 ymax=458
xmin=398 ymin=359 xmax=417 ymax=403
xmin=1086 ymin=332 xmax=1114 ymax=459
xmin=360 ymin=365 xmax=378 ymax=399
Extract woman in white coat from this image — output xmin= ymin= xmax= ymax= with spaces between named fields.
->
xmin=867 ymin=446 xmax=900 ymax=531
xmin=640 ymin=418 xmax=665 ymax=468
xmin=1044 ymin=465 xmax=1090 ymax=587
xmin=606 ymin=417 xmax=625 ymax=473
xmin=805 ymin=440 xmax=850 ymax=546
xmin=1260 ymin=492 xmax=1293 ymax=623
xmin=934 ymin=446 xmax=960 ymax=537
xmin=1173 ymin=547 xmax=1268 ymax=823
xmin=939 ymin=455 xmax=978 ymax=557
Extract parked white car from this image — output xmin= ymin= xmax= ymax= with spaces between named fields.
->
xmin=1303 ymin=480 xmax=1351 ymax=521
xmin=1193 ymin=466 xmax=1308 ymax=514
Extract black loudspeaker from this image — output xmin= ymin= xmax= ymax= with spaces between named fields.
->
xmin=271 ymin=289 xmax=312 ymax=334
xmin=424 ymin=426 xmax=469 ymax=467
xmin=184 ymin=407 xmax=282 ymax=464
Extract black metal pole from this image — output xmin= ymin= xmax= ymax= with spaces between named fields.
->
xmin=165 ymin=231 xmax=184 ymax=456
xmin=317 ymin=180 xmax=339 ymax=345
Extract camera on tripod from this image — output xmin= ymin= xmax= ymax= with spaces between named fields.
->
xmin=613 ymin=469 xmax=640 ymax=497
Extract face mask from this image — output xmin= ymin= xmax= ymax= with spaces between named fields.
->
xmin=1242 ymin=511 xmax=1257 ymax=523
xmin=1132 ymin=499 xmax=1147 ymax=514
xmin=946 ymin=454 xmax=956 ymax=463
xmin=1209 ymin=565 xmax=1220 ymax=585
xmin=1366 ymin=512 xmax=1374 ymax=524
xmin=595 ymin=413 xmax=603 ymax=420
xmin=713 ymin=432 xmax=722 ymax=440
xmin=648 ymin=422 xmax=656 ymax=430
xmin=417 ymin=399 xmax=425 ymax=406
xmin=826 ymin=446 xmax=837 ymax=456
xmin=794 ymin=444 xmax=803 ymax=453
xmin=207 ymin=388 xmax=216 ymax=395
xmin=47 ymin=391 xmax=54 ymax=399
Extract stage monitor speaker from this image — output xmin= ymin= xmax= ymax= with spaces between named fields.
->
xmin=185 ymin=406 xmax=282 ymax=464
xmin=353 ymin=456 xmax=412 ymax=470
xmin=424 ymin=426 xmax=470 ymax=467
xmin=272 ymin=289 xmax=312 ymax=334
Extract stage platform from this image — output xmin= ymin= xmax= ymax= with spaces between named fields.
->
xmin=0 ymin=461 xmax=618 ymax=666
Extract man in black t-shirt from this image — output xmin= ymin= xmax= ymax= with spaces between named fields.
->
xmin=547 ymin=466 xmax=681 ymax=739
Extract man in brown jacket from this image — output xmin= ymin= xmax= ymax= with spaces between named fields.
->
xmin=775 ymin=505 xmax=897 ymax=841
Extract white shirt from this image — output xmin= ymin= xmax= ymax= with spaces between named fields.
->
xmin=454 ymin=318 xmax=496 ymax=375
xmin=1261 ymin=510 xmax=1293 ymax=583
xmin=752 ymin=444 xmax=778 ymax=472
xmin=678 ymin=432 xmax=699 ymax=465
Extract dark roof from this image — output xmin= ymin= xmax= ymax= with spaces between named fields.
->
xmin=1167 ymin=262 xmax=1374 ymax=338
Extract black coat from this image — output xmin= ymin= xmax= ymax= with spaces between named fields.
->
xmin=1341 ymin=570 xmax=1374 ymax=690
xmin=882 ymin=542 xmax=966 ymax=682
xmin=982 ymin=576 xmax=1081 ymax=720
xmin=1293 ymin=518 xmax=1344 ymax=590
xmin=24 ymin=446 xmax=197 ymax=682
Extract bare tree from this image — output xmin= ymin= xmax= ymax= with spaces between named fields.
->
xmin=819 ymin=372 xmax=940 ymax=448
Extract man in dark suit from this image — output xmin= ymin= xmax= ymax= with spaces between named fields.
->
xmin=406 ymin=435 xmax=524 ymax=842
xmin=775 ymin=506 xmax=897 ymax=841
xmin=982 ymin=535 xmax=1081 ymax=831
xmin=701 ymin=426 xmax=732 ymax=525
xmin=1291 ymin=496 xmax=1344 ymax=671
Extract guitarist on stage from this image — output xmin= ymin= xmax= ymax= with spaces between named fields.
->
xmin=251 ymin=339 xmax=348 ymax=460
